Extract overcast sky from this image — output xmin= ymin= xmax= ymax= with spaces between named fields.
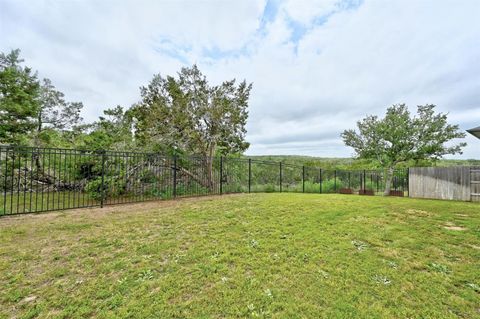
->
xmin=1 ymin=0 xmax=479 ymax=158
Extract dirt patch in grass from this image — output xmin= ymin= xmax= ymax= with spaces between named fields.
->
xmin=444 ymin=225 xmax=466 ymax=231
xmin=406 ymin=209 xmax=432 ymax=217
xmin=443 ymin=222 xmax=467 ymax=231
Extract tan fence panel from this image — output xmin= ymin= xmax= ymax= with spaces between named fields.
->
xmin=409 ymin=167 xmax=471 ymax=201
xmin=471 ymin=167 xmax=480 ymax=202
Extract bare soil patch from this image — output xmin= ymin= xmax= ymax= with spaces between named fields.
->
xmin=406 ymin=209 xmax=432 ymax=217
xmin=443 ymin=222 xmax=466 ymax=231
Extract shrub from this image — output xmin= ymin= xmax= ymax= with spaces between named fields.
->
xmin=250 ymin=183 xmax=277 ymax=193
xmin=85 ymin=177 xmax=126 ymax=201
xmin=321 ymin=179 xmax=344 ymax=193
xmin=263 ymin=183 xmax=277 ymax=193
xmin=304 ymin=181 xmax=321 ymax=193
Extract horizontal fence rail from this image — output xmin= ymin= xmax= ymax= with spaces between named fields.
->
xmin=0 ymin=146 xmax=409 ymax=216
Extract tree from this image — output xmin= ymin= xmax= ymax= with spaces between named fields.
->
xmin=0 ymin=49 xmax=40 ymax=144
xmin=341 ymin=104 xmax=466 ymax=195
xmin=85 ymin=106 xmax=135 ymax=151
xmin=35 ymin=78 xmax=84 ymax=147
xmin=131 ymin=65 xmax=252 ymax=189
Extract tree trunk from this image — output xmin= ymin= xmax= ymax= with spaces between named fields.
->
xmin=205 ymin=144 xmax=216 ymax=191
xmin=33 ymin=112 xmax=44 ymax=175
xmin=383 ymin=167 xmax=394 ymax=196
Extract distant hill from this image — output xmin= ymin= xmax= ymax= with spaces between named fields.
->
xmin=435 ymin=159 xmax=480 ymax=167
xmin=246 ymin=155 xmax=480 ymax=170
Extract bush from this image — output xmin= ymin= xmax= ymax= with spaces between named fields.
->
xmin=85 ymin=177 xmax=126 ymax=201
xmin=143 ymin=187 xmax=172 ymax=199
xmin=140 ymin=170 xmax=157 ymax=183
xmin=304 ymin=181 xmax=321 ymax=193
xmin=321 ymin=179 xmax=344 ymax=193
xmin=250 ymin=183 xmax=277 ymax=193
xmin=263 ymin=183 xmax=277 ymax=193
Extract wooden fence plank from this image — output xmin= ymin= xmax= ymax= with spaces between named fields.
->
xmin=471 ymin=166 xmax=480 ymax=202
xmin=409 ymin=167 xmax=472 ymax=201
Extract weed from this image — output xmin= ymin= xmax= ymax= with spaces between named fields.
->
xmin=137 ymin=269 xmax=154 ymax=282
xmin=466 ymin=283 xmax=480 ymax=292
xmin=428 ymin=262 xmax=451 ymax=274
xmin=373 ymin=274 xmax=392 ymax=285
xmin=351 ymin=240 xmax=369 ymax=251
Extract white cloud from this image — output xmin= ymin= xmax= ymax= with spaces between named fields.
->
xmin=283 ymin=0 xmax=338 ymax=24
xmin=1 ymin=0 xmax=479 ymax=158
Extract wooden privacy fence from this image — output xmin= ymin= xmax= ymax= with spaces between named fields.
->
xmin=409 ymin=166 xmax=480 ymax=202
xmin=472 ymin=167 xmax=480 ymax=202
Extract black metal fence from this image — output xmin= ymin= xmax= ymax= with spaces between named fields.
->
xmin=0 ymin=146 xmax=409 ymax=216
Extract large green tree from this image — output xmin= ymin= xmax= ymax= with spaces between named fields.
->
xmin=341 ymin=104 xmax=466 ymax=195
xmin=35 ymin=78 xmax=84 ymax=147
xmin=0 ymin=50 xmax=84 ymax=147
xmin=84 ymin=105 xmax=135 ymax=151
xmin=132 ymin=65 xmax=252 ymax=188
xmin=0 ymin=49 xmax=40 ymax=144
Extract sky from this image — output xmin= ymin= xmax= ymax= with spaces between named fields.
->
xmin=1 ymin=0 xmax=480 ymax=158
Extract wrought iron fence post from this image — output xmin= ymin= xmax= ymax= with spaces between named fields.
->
xmin=100 ymin=150 xmax=106 ymax=208
xmin=279 ymin=162 xmax=282 ymax=192
xmin=334 ymin=170 xmax=337 ymax=193
xmin=220 ymin=156 xmax=223 ymax=195
xmin=363 ymin=169 xmax=366 ymax=192
xmin=319 ymin=168 xmax=322 ymax=193
xmin=370 ymin=173 xmax=373 ymax=193
xmin=393 ymin=171 xmax=396 ymax=191
xmin=173 ymin=155 xmax=177 ymax=198
xmin=2 ymin=147 xmax=8 ymax=215
xmin=248 ymin=158 xmax=251 ymax=193
xmin=302 ymin=166 xmax=305 ymax=193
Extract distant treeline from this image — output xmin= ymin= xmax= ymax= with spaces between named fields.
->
xmin=249 ymin=156 xmax=480 ymax=170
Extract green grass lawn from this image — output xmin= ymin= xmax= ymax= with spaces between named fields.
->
xmin=0 ymin=194 xmax=479 ymax=318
